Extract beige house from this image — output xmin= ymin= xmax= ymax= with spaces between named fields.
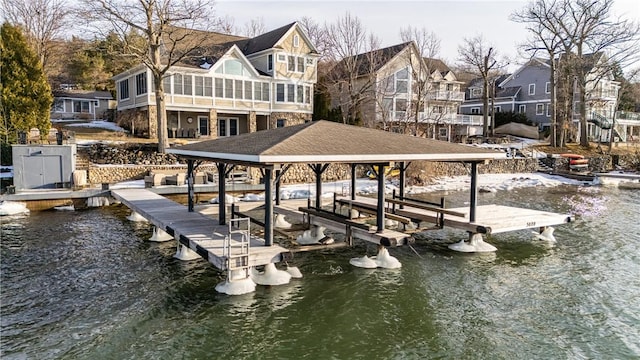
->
xmin=113 ymin=22 xmax=318 ymax=138
xmin=329 ymin=42 xmax=474 ymax=141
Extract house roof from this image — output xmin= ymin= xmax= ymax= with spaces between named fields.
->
xmin=167 ymin=120 xmax=505 ymax=164
xmin=232 ymin=22 xmax=297 ymax=55
xmin=496 ymin=86 xmax=521 ymax=98
xmin=424 ymin=57 xmax=450 ymax=73
xmin=331 ymin=42 xmax=412 ymax=78
xmin=53 ymin=90 xmax=113 ymax=100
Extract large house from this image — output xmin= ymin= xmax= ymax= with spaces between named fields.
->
xmin=328 ymin=42 xmax=479 ymax=142
xmin=112 ymin=22 xmax=318 ymax=139
xmin=460 ymin=55 xmax=628 ymax=142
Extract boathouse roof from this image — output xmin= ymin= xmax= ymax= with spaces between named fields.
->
xmin=167 ymin=120 xmax=505 ymax=165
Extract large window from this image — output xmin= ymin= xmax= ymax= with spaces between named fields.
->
xmin=275 ymin=83 xmax=311 ymax=104
xmin=244 ymin=80 xmax=252 ymax=100
xmin=395 ymin=68 xmax=408 ymax=93
xmin=287 ymin=84 xmax=295 ymax=102
xmin=536 ymin=103 xmax=544 ymax=115
xmin=215 ymin=78 xmax=223 ymax=97
xmin=234 ymin=80 xmax=242 ymax=99
xmin=173 ymin=74 xmax=183 ymax=95
xmin=194 ymin=76 xmax=212 ymax=97
xmin=163 ymin=76 xmax=172 ymax=94
xmin=135 ymin=73 xmax=147 ymax=95
xmin=53 ymin=99 xmax=64 ymax=112
xmin=287 ymin=56 xmax=305 ymax=73
xmin=73 ymin=100 xmax=90 ymax=113
xmin=119 ymin=80 xmax=129 ymax=100
xmin=224 ymin=79 xmax=233 ymax=99
xmin=276 ymin=84 xmax=285 ymax=102
xmin=218 ymin=118 xmax=238 ymax=137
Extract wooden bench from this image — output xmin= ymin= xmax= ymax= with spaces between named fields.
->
xmin=385 ymin=198 xmax=466 ymax=218
xmin=298 ymin=207 xmax=373 ymax=231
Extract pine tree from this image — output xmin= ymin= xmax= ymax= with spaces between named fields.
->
xmin=0 ymin=22 xmax=52 ymax=144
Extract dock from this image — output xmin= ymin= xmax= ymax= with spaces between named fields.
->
xmin=333 ymin=196 xmax=574 ymax=235
xmin=111 ymin=189 xmax=287 ymax=270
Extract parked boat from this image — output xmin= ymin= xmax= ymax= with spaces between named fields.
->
xmin=595 ymin=172 xmax=640 ymax=189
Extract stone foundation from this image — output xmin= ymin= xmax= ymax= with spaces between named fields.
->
xmin=88 ymin=164 xmax=217 ymax=184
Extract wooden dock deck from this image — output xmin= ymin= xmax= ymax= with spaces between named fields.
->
xmin=111 ymin=189 xmax=287 ymax=270
xmin=336 ymin=196 xmax=574 ymax=235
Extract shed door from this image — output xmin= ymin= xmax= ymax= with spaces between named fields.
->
xmin=22 ymin=155 xmax=63 ymax=189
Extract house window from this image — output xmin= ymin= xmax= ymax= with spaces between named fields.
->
xmin=215 ymin=78 xmax=223 ymax=98
xmin=529 ymin=83 xmax=535 ymax=95
xmin=536 ymin=103 xmax=544 ymax=115
xmin=287 ymin=84 xmax=295 ymax=102
xmin=305 ymin=86 xmax=311 ymax=104
xmin=224 ymin=79 xmax=233 ymax=99
xmin=297 ymin=57 xmax=304 ymax=72
xmin=395 ymin=68 xmax=408 ymax=93
xmin=262 ymin=82 xmax=270 ymax=101
xmin=277 ymin=119 xmax=286 ymax=128
xmin=183 ymin=75 xmax=192 ymax=95
xmin=276 ymin=84 xmax=285 ymax=102
xmin=546 ymin=104 xmax=550 ymax=117
xmin=297 ymin=85 xmax=304 ymax=103
xmin=244 ymin=80 xmax=252 ymax=100
xmin=234 ymin=80 xmax=242 ymax=99
xmin=195 ymin=76 xmax=204 ymax=96
xmin=545 ymin=82 xmax=551 ymax=94
xmin=306 ymin=58 xmax=314 ymax=66
xmin=119 ymin=80 xmax=129 ymax=100
xmin=519 ymin=104 xmax=526 ymax=113
xmin=293 ymin=34 xmax=300 ymax=47
xmin=288 ymin=56 xmax=295 ymax=71
xmin=135 ymin=73 xmax=147 ymax=95
xmin=277 ymin=54 xmax=286 ymax=62
xmin=268 ymin=54 xmax=273 ymax=71
xmin=471 ymin=107 xmax=480 ymax=114
xmin=494 ymin=106 xmax=501 ymax=113
xmin=73 ymin=100 xmax=90 ymax=113
xmin=173 ymin=74 xmax=183 ymax=95
xmin=163 ymin=76 xmax=172 ymax=94
xmin=471 ymin=88 xmax=481 ymax=97
xmin=225 ymin=59 xmax=243 ymax=75
xmin=53 ymin=99 xmax=64 ymax=112
xmin=439 ymin=128 xmax=448 ymax=137
xmin=446 ymin=83 xmax=454 ymax=91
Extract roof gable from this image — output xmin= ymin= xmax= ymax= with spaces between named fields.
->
xmin=233 ymin=22 xmax=297 ymax=55
xmin=209 ymin=45 xmax=263 ymax=78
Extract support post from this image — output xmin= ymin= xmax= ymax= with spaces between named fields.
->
xmin=315 ymin=165 xmax=322 ymax=209
xmin=187 ymin=160 xmax=194 ymax=212
xmin=264 ymin=168 xmax=273 ymax=246
xmin=399 ymin=161 xmax=407 ymax=209
xmin=469 ymin=162 xmax=478 ymax=223
xmin=275 ymin=169 xmax=281 ymax=206
xmin=218 ymin=163 xmax=226 ymax=225
xmin=350 ymin=163 xmax=357 ymax=200
xmin=377 ymin=163 xmax=386 ymax=233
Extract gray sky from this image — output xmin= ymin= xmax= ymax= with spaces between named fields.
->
xmin=216 ymin=0 xmax=640 ymax=72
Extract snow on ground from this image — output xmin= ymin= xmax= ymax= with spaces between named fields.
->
xmin=64 ymin=120 xmax=126 ymax=132
xmin=0 ymin=166 xmax=13 ymax=179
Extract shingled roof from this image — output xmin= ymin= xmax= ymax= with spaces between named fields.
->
xmin=232 ymin=22 xmax=297 ymax=55
xmin=167 ymin=120 xmax=505 ymax=164
xmin=331 ymin=42 xmax=412 ymax=78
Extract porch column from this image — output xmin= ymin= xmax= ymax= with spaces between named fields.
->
xmin=350 ymin=163 xmax=357 ymax=200
xmin=275 ymin=169 xmax=281 ymax=206
xmin=187 ymin=160 xmax=194 ymax=212
xmin=248 ymin=111 xmax=257 ymax=133
xmin=399 ymin=161 xmax=407 ymax=209
xmin=218 ymin=163 xmax=227 ymax=225
xmin=209 ymin=109 xmax=217 ymax=138
xmin=376 ymin=163 xmax=386 ymax=233
xmin=469 ymin=162 xmax=479 ymax=223
xmin=264 ymin=168 xmax=274 ymax=246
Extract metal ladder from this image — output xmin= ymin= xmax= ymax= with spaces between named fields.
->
xmin=222 ymin=217 xmax=251 ymax=281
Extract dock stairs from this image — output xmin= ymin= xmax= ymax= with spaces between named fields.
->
xmin=224 ymin=217 xmax=251 ymax=276
xmin=537 ymin=158 xmax=553 ymax=173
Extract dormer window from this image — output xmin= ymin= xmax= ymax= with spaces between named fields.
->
xmin=293 ymin=35 xmax=300 ymax=47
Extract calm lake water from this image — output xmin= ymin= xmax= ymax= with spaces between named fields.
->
xmin=1 ymin=185 xmax=639 ymax=359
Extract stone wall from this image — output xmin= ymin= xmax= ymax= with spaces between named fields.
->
xmin=406 ymin=158 xmax=539 ymax=185
xmin=269 ymin=112 xmax=311 ymax=128
xmin=88 ymin=164 xmax=218 ymax=184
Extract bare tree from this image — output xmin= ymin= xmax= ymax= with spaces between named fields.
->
xmin=299 ymin=16 xmax=329 ymax=61
xmin=458 ymin=35 xmax=502 ymax=140
xmin=243 ymin=17 xmax=266 ymax=37
xmin=215 ymin=15 xmax=237 ymax=35
xmin=324 ymin=13 xmax=381 ymax=125
xmin=512 ymin=0 xmax=568 ymax=147
xmin=1 ymin=0 xmax=71 ymax=76
xmin=399 ymin=26 xmax=442 ymax=137
xmin=78 ymin=0 xmax=217 ymax=152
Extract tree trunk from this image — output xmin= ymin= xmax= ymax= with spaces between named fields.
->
xmin=579 ymin=80 xmax=588 ymax=147
xmin=482 ymin=77 xmax=489 ymax=142
xmin=550 ymin=58 xmax=557 ymax=147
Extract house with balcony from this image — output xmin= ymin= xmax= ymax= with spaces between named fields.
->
xmin=112 ymin=22 xmax=318 ymax=139
xmin=327 ymin=42 xmax=477 ymax=142
xmin=51 ymin=89 xmax=116 ymax=121
xmin=460 ymin=55 xmax=629 ymax=142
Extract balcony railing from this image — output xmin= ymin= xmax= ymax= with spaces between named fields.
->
xmin=427 ymin=90 xmax=464 ymax=101
xmin=616 ymin=111 xmax=640 ymax=121
xmin=587 ymin=89 xmax=617 ymax=100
